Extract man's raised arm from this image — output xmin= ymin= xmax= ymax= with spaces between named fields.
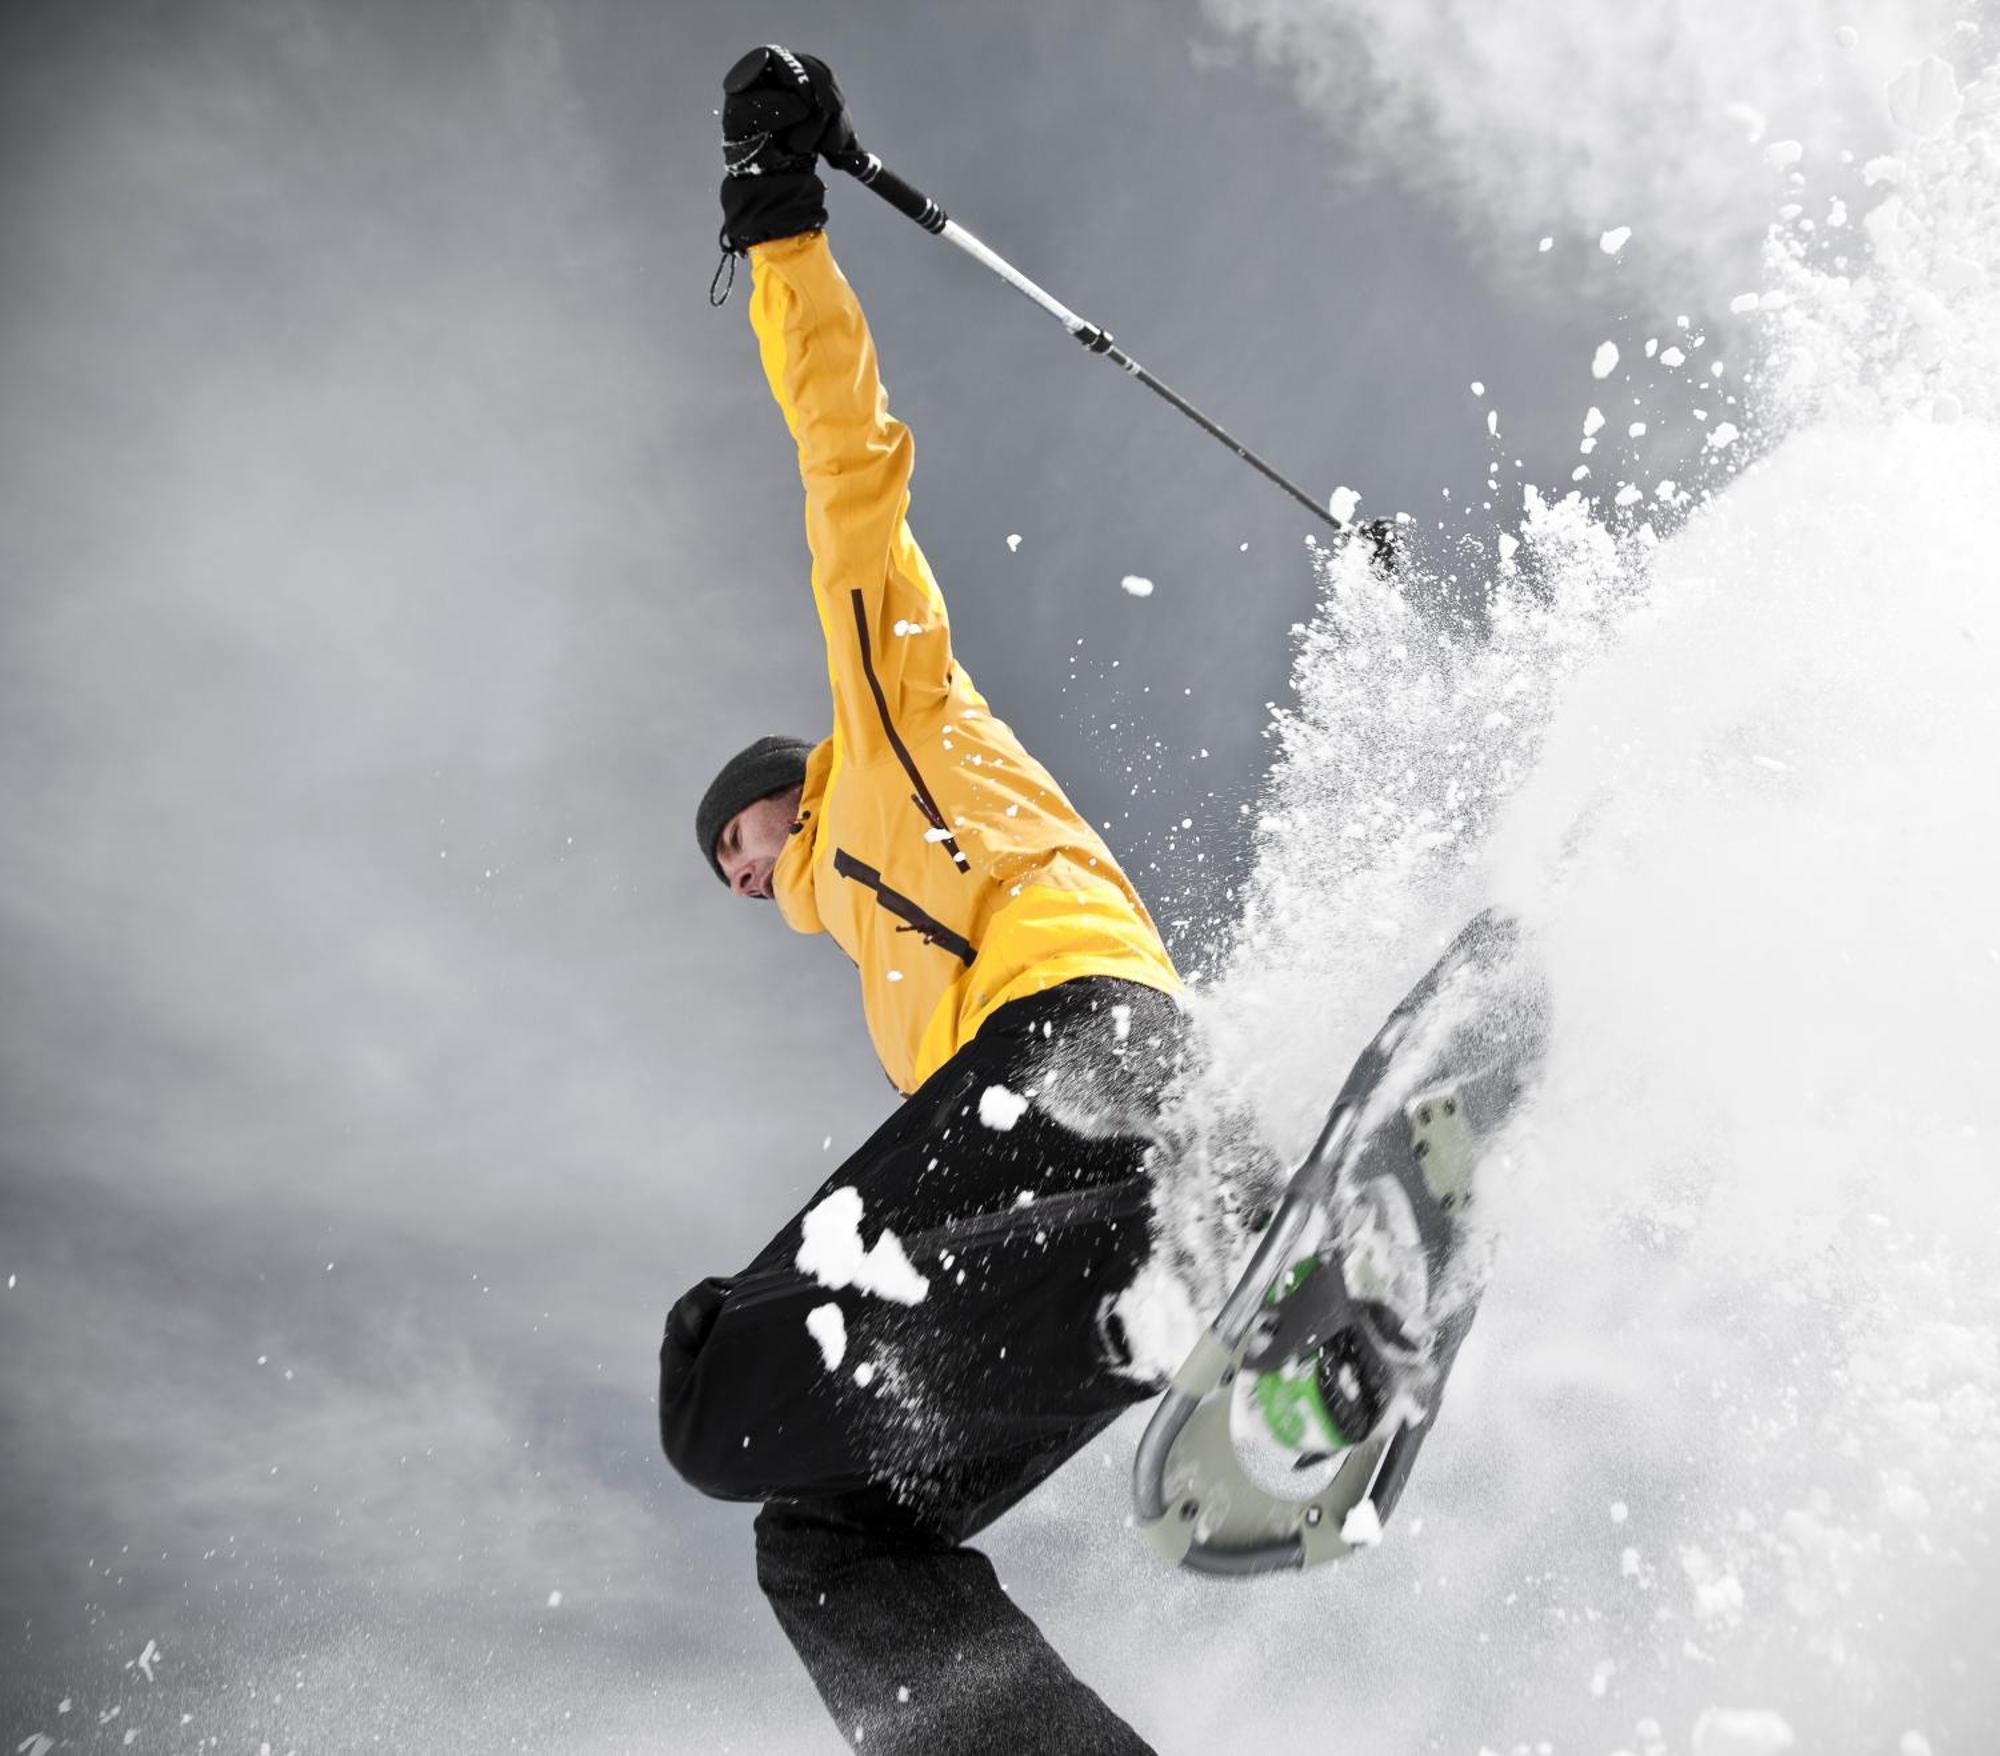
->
xmin=720 ymin=49 xmax=957 ymax=755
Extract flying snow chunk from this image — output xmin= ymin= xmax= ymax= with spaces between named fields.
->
xmin=1730 ymin=292 xmax=1761 ymax=315
xmin=805 ymin=1302 xmax=847 ymax=1370
xmin=797 ymin=1186 xmax=929 ymax=1304
xmin=1708 ymin=421 xmax=1742 ymax=450
xmin=1006 ymin=533 xmax=1022 ymax=552
xmin=979 ymin=1084 xmax=1030 ymax=1131
xmin=1599 ymin=226 xmax=1631 ymax=254
xmin=1835 ymin=24 xmax=1859 ymax=48
xmin=1591 ymin=342 xmax=1619 ymax=379
xmin=1690 ymin=1707 xmax=1795 ymax=1756
xmin=1537 ymin=236 xmax=1553 ymax=252
xmin=1762 ymin=139 xmax=1804 ymax=170
xmin=1724 ymin=101 xmax=1767 ymax=143
xmin=1583 ymin=406 xmax=1605 ymax=437
xmin=1328 ymin=484 xmax=1360 ymax=524
xmin=1341 ymin=1499 xmax=1383 ymax=1547
xmin=546 ymin=1590 xmax=563 ymax=1609
xmin=1119 ymin=574 xmax=1155 ymax=598
xmin=1887 ymin=56 xmax=1962 ymax=139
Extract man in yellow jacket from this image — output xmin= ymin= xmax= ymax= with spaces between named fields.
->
xmin=661 ymin=49 xmax=1182 ymax=1756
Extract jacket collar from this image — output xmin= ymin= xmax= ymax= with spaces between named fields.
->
xmin=773 ymin=735 xmax=832 ymax=935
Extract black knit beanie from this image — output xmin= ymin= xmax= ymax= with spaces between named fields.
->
xmin=695 ymin=734 xmax=814 ymax=884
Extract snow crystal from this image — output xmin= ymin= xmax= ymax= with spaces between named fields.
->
xmin=797 ymin=1187 xmax=929 ymax=1305
xmin=805 ymin=1302 xmax=848 ymax=1370
xmin=1340 ymin=1499 xmax=1383 ymax=1546
xmin=1887 ymin=56 xmax=1962 ymax=140
xmin=1108 ymin=1256 xmax=1205 ymax=1383
xmin=1006 ymin=533 xmax=1022 ymax=552
xmin=1690 ymin=1707 xmax=1794 ymax=1756
xmin=1591 ymin=342 xmax=1619 ymax=379
xmin=1725 ymin=101 xmax=1767 ymax=143
xmin=978 ymin=1084 xmax=1030 ymax=1131
xmin=1599 ymin=225 xmax=1631 ymax=254
xmin=1119 ymin=574 xmax=1155 ymax=598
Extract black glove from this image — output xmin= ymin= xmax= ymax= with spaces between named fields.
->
xmin=719 ymin=46 xmax=858 ymax=253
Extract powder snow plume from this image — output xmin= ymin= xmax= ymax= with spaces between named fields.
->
xmin=1202 ymin=0 xmax=1971 ymax=324
xmin=1023 ymin=31 xmax=2000 ymax=1756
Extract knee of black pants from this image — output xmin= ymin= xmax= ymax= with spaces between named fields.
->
xmin=658 ymin=1276 xmax=752 ymax=1499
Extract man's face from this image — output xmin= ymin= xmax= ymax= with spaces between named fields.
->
xmin=715 ymin=789 xmax=800 ymax=900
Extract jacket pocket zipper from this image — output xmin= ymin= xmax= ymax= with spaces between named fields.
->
xmin=834 ymin=847 xmax=977 ymax=966
xmin=850 ymin=588 xmax=970 ymax=872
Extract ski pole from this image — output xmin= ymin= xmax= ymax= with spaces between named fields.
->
xmin=830 ymin=148 xmax=1357 ymax=539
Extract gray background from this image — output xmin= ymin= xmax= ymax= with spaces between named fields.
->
xmin=0 ymin=0 xmax=1751 ymax=1748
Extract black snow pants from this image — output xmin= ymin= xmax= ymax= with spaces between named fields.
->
xmin=660 ymin=978 xmax=1188 ymax=1755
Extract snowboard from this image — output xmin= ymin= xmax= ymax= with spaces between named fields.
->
xmin=1133 ymin=909 xmax=1545 ymax=1573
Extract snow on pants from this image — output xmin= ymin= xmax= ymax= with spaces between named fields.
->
xmin=660 ymin=977 xmax=1185 ymax=1755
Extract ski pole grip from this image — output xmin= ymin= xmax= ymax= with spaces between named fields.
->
xmin=833 ymin=151 xmax=948 ymax=234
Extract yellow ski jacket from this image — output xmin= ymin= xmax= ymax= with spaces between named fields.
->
xmin=747 ymin=230 xmax=1180 ymax=1096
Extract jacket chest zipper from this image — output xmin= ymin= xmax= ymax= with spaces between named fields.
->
xmin=850 ymin=589 xmax=971 ymax=873
xmin=834 ymin=848 xmax=977 ymax=966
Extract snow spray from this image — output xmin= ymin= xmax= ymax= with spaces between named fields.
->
xmin=1011 ymin=32 xmax=2000 ymax=1756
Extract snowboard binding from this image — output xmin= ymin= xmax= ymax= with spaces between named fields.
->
xmin=1133 ymin=910 xmax=1544 ymax=1574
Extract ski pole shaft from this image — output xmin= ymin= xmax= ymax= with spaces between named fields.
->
xmin=833 ymin=151 xmax=1346 ymax=535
